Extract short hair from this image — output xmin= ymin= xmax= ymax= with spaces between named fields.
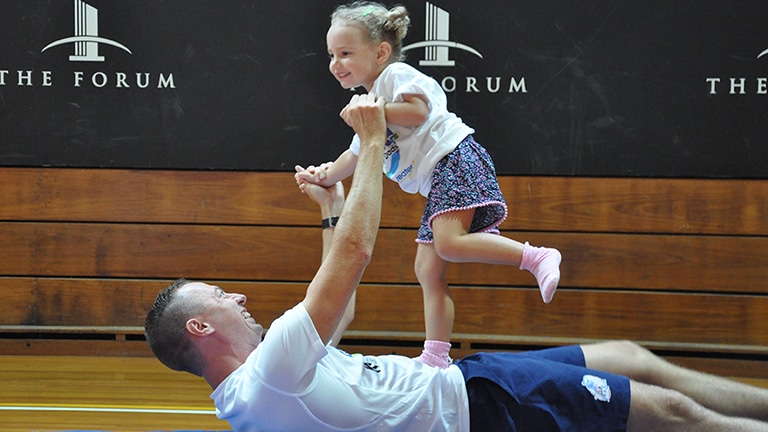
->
xmin=144 ymin=278 xmax=206 ymax=376
xmin=331 ymin=1 xmax=411 ymax=62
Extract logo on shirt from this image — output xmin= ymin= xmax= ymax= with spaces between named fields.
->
xmin=363 ymin=357 xmax=381 ymax=373
xmin=581 ymin=374 xmax=612 ymax=402
xmin=384 ymin=128 xmax=402 ymax=178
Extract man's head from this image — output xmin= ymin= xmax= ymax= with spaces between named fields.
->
xmin=144 ymin=279 xmax=263 ymax=377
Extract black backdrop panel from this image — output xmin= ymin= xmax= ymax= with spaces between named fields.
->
xmin=1 ymin=0 xmax=767 ymax=177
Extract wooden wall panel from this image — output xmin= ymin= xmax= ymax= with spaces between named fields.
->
xmin=1 ymin=223 xmax=766 ymax=292
xmin=1 ymin=168 xmax=766 ymax=383
xmin=3 ymin=279 xmax=766 ymax=353
xmin=2 ymin=168 xmax=767 ymax=234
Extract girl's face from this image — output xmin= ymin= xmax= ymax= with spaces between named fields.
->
xmin=327 ymin=22 xmax=389 ymax=91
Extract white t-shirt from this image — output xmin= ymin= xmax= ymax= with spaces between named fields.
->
xmin=349 ymin=62 xmax=474 ymax=197
xmin=211 ymin=303 xmax=470 ymax=432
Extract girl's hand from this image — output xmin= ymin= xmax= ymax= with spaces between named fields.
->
xmin=294 ymin=162 xmax=333 ymax=187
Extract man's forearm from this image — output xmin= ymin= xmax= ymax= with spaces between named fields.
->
xmin=301 ymin=94 xmax=387 ymax=344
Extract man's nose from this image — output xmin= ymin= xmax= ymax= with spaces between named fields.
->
xmin=229 ymin=292 xmax=247 ymax=304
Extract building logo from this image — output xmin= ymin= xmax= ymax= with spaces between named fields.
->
xmin=402 ymin=2 xmax=482 ymax=67
xmin=705 ymin=47 xmax=768 ymax=95
xmin=400 ymin=2 xmax=525 ymax=94
xmin=41 ymin=0 xmax=131 ymax=62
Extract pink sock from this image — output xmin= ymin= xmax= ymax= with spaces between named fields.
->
xmin=520 ymin=242 xmax=561 ymax=303
xmin=413 ymin=340 xmax=452 ymax=369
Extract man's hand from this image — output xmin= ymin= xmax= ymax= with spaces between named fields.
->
xmin=341 ymin=93 xmax=387 ymax=143
xmin=295 ymin=163 xmax=344 ymax=218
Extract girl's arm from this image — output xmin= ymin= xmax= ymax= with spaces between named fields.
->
xmin=295 ymin=149 xmax=358 ymax=187
xmin=383 ymin=94 xmax=429 ymax=127
xmin=341 ymin=94 xmax=429 ymax=128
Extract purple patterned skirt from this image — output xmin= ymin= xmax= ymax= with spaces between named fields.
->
xmin=417 ymin=135 xmax=508 ymax=243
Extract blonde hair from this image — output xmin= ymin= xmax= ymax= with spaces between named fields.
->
xmin=331 ymin=1 xmax=411 ymax=62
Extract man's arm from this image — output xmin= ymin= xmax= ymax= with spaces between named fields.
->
xmin=294 ymin=168 xmax=354 ymax=346
xmin=301 ymin=93 xmax=386 ymax=344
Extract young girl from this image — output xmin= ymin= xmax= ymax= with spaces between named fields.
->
xmin=295 ymin=1 xmax=562 ymax=368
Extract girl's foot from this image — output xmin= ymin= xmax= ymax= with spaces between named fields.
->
xmin=520 ymin=242 xmax=561 ymax=303
xmin=413 ymin=340 xmax=452 ymax=369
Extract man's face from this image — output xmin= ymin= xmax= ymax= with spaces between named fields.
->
xmin=179 ymin=282 xmax=264 ymax=348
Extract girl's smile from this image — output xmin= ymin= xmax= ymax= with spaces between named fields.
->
xmin=326 ymin=22 xmax=389 ymax=92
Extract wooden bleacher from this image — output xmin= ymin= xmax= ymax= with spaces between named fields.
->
xmin=1 ymin=167 xmax=766 ymax=383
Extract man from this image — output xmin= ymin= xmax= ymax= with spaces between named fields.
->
xmin=145 ymin=93 xmax=768 ymax=431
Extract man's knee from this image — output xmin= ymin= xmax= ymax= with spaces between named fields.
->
xmin=628 ymin=382 xmax=713 ymax=431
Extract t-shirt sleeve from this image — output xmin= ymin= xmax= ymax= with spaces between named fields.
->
xmin=380 ymin=63 xmax=437 ymax=108
xmin=254 ymin=303 xmax=328 ymax=392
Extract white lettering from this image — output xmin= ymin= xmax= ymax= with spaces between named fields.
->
xmin=487 ymin=77 xmax=501 ymax=93
xmin=705 ymin=77 xmax=768 ymax=95
xmin=440 ymin=76 xmax=528 ymax=94
xmin=730 ymin=78 xmax=746 ymax=94
xmin=136 ymin=73 xmax=150 ymax=89
xmin=441 ymin=76 xmax=456 ymax=93
xmin=0 ymin=70 xmax=177 ymax=88
xmin=466 ymin=77 xmax=479 ymax=93
xmin=509 ymin=77 xmax=527 ymax=93
xmin=116 ymin=72 xmax=129 ymax=88
xmin=157 ymin=73 xmax=176 ymax=89
xmin=706 ymin=77 xmax=720 ymax=94
xmin=17 ymin=70 xmax=33 ymax=86
xmin=74 ymin=71 xmax=84 ymax=87
xmin=92 ymin=72 xmax=108 ymax=87
xmin=758 ymin=78 xmax=767 ymax=94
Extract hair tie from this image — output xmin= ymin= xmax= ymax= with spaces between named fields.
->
xmin=362 ymin=6 xmax=377 ymax=16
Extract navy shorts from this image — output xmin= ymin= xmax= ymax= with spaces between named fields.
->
xmin=455 ymin=346 xmax=630 ymax=431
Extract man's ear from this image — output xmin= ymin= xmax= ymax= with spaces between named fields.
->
xmin=186 ymin=317 xmax=214 ymax=336
xmin=376 ymin=41 xmax=392 ymax=65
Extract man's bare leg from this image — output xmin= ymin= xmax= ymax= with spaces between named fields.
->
xmin=627 ymin=380 xmax=768 ymax=431
xmin=582 ymin=340 xmax=768 ymax=422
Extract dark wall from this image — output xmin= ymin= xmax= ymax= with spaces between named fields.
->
xmin=2 ymin=0 xmax=767 ymax=177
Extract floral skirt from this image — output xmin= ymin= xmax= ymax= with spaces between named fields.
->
xmin=417 ymin=135 xmax=508 ymax=243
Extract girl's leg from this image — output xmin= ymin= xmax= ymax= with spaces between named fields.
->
xmin=414 ymin=242 xmax=453 ymax=368
xmin=431 ymin=209 xmax=561 ymax=303
xmin=414 ymin=243 xmax=452 ymax=341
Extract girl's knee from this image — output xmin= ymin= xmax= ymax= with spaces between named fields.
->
xmin=414 ymin=255 xmax=446 ymax=287
xmin=433 ymin=238 xmax=461 ymax=262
